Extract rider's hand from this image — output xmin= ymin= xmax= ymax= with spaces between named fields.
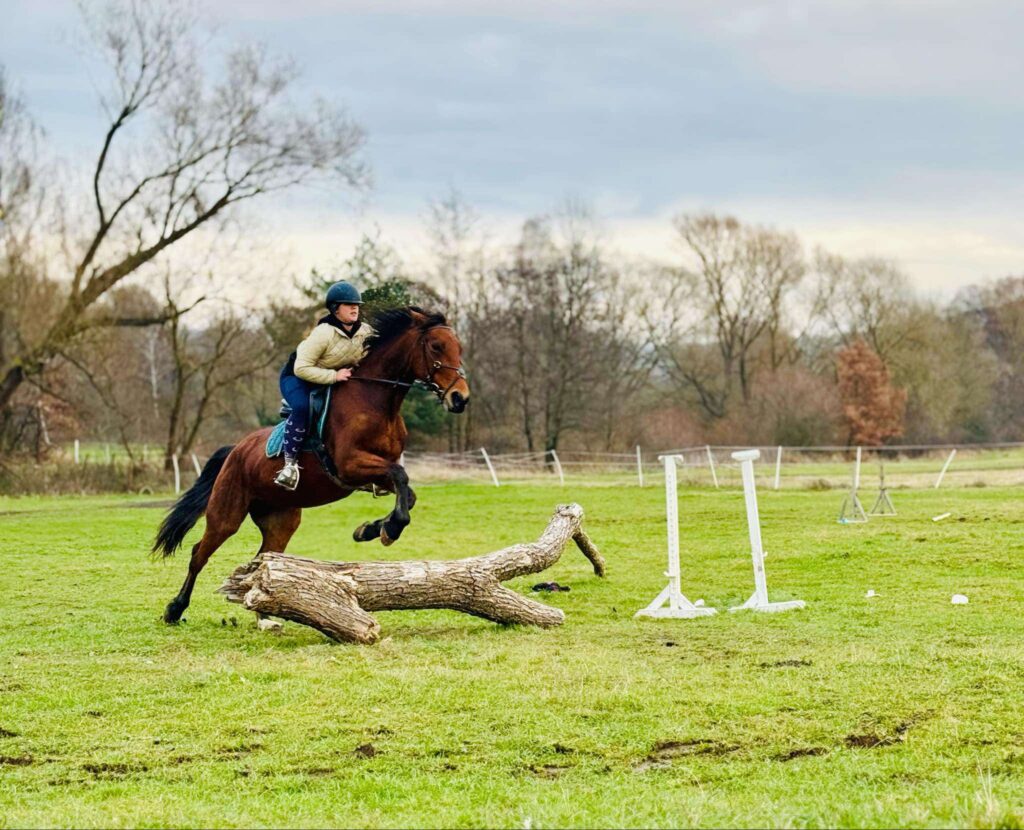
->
xmin=335 ymin=368 xmax=353 ymax=382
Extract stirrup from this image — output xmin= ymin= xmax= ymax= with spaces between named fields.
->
xmin=274 ymin=461 xmax=301 ymax=491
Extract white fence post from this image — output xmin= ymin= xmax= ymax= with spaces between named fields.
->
xmin=191 ymin=453 xmax=201 ymax=476
xmin=73 ymin=439 xmax=80 ymax=464
xmin=549 ymin=449 xmax=565 ymax=486
xmin=636 ymin=445 xmax=645 ymax=487
xmin=854 ymin=446 xmax=862 ymax=491
xmin=729 ymin=450 xmax=805 ymax=613
xmin=171 ymin=454 xmax=181 ymax=494
xmin=773 ymin=446 xmax=783 ymax=490
xmin=635 ymin=455 xmax=716 ymax=619
xmin=480 ymin=447 xmax=500 ymax=487
xmin=935 ymin=449 xmax=957 ymax=488
xmin=705 ymin=445 xmax=719 ymax=489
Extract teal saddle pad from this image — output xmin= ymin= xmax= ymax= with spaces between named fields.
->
xmin=265 ymin=386 xmax=332 ymax=458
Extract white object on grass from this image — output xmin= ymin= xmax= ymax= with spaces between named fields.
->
xmin=635 ymin=454 xmax=717 ymax=619
xmin=729 ymin=449 xmax=805 ymax=613
xmin=866 ymin=590 xmax=877 ymax=598
xmin=257 ymin=617 xmax=284 ymax=632
xmin=951 ymin=594 xmax=969 ymax=605
xmin=932 ymin=512 xmax=952 ymax=522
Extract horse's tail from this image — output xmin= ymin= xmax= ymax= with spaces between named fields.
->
xmin=152 ymin=445 xmax=234 ymax=558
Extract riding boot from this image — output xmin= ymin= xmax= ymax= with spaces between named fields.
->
xmin=274 ymin=456 xmax=301 ymax=490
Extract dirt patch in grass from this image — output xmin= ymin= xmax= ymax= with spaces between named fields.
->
xmin=760 ymin=659 xmax=813 ymax=668
xmin=530 ymin=763 xmax=570 ymax=778
xmin=776 ymin=747 xmax=829 ymax=761
xmin=298 ymin=766 xmax=336 ymax=776
xmin=82 ymin=761 xmax=149 ymax=778
xmin=0 ymin=755 xmax=36 ymax=766
xmin=215 ymin=742 xmax=263 ymax=758
xmin=633 ymin=739 xmax=741 ymax=772
xmin=354 ymin=743 xmax=377 ymax=758
xmin=0 ymin=727 xmax=19 ymax=738
xmin=845 ymin=720 xmax=914 ymax=749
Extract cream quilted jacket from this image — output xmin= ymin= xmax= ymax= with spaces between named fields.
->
xmin=293 ymin=318 xmax=376 ymax=385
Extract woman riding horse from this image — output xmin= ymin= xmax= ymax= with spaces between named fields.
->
xmin=154 ymin=304 xmax=469 ymax=624
xmin=276 ymin=280 xmax=374 ymax=490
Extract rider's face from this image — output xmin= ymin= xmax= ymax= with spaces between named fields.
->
xmin=334 ymin=303 xmax=360 ymax=324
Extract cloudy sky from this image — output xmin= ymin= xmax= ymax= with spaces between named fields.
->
xmin=3 ymin=0 xmax=1022 ymax=295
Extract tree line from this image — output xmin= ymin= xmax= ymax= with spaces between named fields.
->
xmin=2 ymin=1 xmax=1021 ymax=468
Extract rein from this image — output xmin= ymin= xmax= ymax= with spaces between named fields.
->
xmin=349 ymin=325 xmax=465 ymax=402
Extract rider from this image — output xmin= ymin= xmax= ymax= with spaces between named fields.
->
xmin=274 ymin=281 xmax=375 ymax=490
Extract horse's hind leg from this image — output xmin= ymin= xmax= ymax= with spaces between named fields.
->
xmin=246 ymin=507 xmax=302 ymax=631
xmin=164 ymin=486 xmax=248 ymax=624
xmin=250 ymin=506 xmax=302 ymax=553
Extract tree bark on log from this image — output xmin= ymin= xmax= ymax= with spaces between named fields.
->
xmin=218 ymin=503 xmax=605 ymax=644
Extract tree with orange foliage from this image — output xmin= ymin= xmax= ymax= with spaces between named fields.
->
xmin=836 ymin=339 xmax=907 ymax=445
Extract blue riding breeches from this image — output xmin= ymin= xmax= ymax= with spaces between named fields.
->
xmin=279 ymin=369 xmax=315 ymax=460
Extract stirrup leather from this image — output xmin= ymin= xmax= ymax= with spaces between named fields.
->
xmin=274 ymin=460 xmax=301 ymax=491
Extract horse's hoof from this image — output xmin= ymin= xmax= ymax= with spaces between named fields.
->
xmin=353 ymin=522 xmax=371 ymax=542
xmin=380 ymin=527 xmax=395 ymax=546
xmin=163 ymin=603 xmax=184 ymax=624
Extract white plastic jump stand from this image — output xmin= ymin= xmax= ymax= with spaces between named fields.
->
xmin=729 ymin=449 xmax=806 ymax=614
xmin=635 ymin=455 xmax=717 ymax=620
xmin=838 ymin=446 xmax=868 ymax=524
xmin=869 ymin=458 xmax=896 ymax=517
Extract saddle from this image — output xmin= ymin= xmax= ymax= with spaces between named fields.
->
xmin=265 ymin=386 xmax=333 ymax=459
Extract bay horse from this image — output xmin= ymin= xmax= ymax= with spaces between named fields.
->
xmin=154 ymin=306 xmax=470 ymax=624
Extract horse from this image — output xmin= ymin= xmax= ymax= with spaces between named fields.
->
xmin=153 ymin=306 xmax=470 ymax=624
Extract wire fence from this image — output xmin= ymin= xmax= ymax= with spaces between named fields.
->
xmin=401 ymin=443 xmax=1024 ymax=492
xmin=8 ymin=440 xmax=1024 ymax=495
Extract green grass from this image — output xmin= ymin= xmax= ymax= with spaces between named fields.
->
xmin=2 ymin=483 xmax=1024 ymax=828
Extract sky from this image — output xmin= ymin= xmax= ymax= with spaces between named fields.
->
xmin=2 ymin=0 xmax=1023 ymax=297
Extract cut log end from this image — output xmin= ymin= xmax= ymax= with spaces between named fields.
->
xmin=218 ymin=502 xmax=604 ymax=644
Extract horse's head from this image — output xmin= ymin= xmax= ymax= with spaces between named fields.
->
xmin=366 ymin=306 xmax=471 ymax=413
xmin=413 ymin=315 xmax=470 ymax=414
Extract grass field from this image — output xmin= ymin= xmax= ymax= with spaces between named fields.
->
xmin=2 ymin=482 xmax=1024 ymax=828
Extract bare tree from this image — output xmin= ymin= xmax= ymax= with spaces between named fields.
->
xmin=818 ymin=254 xmax=921 ymax=363
xmin=0 ymin=0 xmax=367 ymax=415
xmin=656 ymin=213 xmax=807 ymax=420
xmin=425 ymin=188 xmax=489 ymax=451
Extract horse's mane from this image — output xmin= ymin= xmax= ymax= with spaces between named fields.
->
xmin=366 ymin=306 xmax=448 ymax=347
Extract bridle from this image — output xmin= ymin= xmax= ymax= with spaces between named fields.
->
xmin=351 ymin=325 xmax=467 ymax=403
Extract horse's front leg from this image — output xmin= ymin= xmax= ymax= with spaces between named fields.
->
xmin=379 ymin=464 xmax=411 ymax=546
xmin=347 ymin=455 xmax=413 ymax=545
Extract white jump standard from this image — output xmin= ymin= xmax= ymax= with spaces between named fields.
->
xmin=635 ymin=454 xmax=717 ymax=619
xmin=729 ymin=449 xmax=806 ymax=613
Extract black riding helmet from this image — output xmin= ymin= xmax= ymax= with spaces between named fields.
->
xmin=325 ymin=281 xmax=363 ymax=311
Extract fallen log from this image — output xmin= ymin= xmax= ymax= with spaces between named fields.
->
xmin=218 ymin=503 xmax=605 ymax=644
